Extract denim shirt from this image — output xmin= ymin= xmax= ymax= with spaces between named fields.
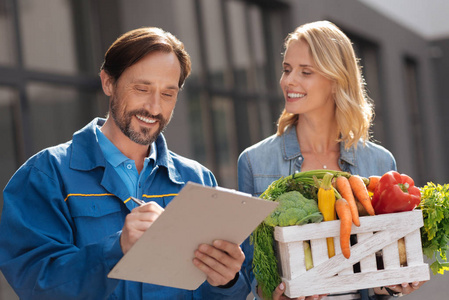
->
xmin=238 ymin=126 xmax=397 ymax=197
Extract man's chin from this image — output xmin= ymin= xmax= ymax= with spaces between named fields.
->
xmin=129 ymin=130 xmax=162 ymax=146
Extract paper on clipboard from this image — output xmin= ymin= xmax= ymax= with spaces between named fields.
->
xmin=108 ymin=182 xmax=278 ymax=290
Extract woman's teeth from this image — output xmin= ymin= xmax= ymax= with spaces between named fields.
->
xmin=288 ymin=93 xmax=306 ymax=98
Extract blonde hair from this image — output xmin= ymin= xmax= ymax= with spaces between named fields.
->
xmin=277 ymin=20 xmax=373 ymax=149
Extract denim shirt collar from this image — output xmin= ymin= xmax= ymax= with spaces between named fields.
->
xmin=281 ymin=125 xmax=356 ymax=168
xmin=282 ymin=126 xmax=302 ymax=160
xmin=340 ymin=142 xmax=356 ymax=167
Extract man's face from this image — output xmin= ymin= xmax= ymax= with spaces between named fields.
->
xmin=104 ymin=51 xmax=181 ymax=146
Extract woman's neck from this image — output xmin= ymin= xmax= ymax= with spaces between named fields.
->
xmin=296 ymin=114 xmax=341 ymax=171
xmin=296 ymin=114 xmax=340 ymax=154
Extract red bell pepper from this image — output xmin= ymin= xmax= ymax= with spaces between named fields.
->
xmin=371 ymin=171 xmax=421 ymax=214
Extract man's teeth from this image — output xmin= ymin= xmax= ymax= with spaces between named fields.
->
xmin=288 ymin=93 xmax=306 ymax=98
xmin=136 ymin=115 xmax=156 ymax=124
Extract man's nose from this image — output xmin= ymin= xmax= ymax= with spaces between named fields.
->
xmin=143 ymin=93 xmax=162 ymax=115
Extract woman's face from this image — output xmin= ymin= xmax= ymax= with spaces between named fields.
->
xmin=280 ymin=39 xmax=335 ymax=116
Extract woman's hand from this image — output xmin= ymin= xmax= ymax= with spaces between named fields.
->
xmin=374 ymin=281 xmax=426 ymax=296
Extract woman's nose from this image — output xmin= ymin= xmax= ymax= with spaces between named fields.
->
xmin=286 ymin=72 xmax=300 ymax=86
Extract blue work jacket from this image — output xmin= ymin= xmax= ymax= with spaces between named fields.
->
xmin=237 ymin=126 xmax=397 ymax=299
xmin=0 ymin=118 xmax=250 ymax=300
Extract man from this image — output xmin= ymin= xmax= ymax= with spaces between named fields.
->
xmin=0 ymin=27 xmax=250 ymax=299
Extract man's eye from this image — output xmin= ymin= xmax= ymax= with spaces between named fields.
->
xmin=282 ymin=69 xmax=291 ymax=74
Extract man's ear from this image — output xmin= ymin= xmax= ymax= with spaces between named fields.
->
xmin=100 ymin=70 xmax=114 ymax=96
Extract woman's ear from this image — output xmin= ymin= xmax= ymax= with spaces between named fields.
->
xmin=100 ymin=70 xmax=114 ymax=96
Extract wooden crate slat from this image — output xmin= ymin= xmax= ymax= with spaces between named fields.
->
xmin=284 ymin=264 xmax=430 ymax=297
xmin=357 ymin=232 xmax=377 ymax=272
xmin=275 ymin=210 xmax=423 ymax=243
xmin=382 ymin=240 xmax=400 ymax=269
xmin=405 ymin=229 xmax=425 ymax=266
xmin=310 ymin=238 xmax=329 ymax=267
xmin=277 ymin=241 xmax=305 ymax=280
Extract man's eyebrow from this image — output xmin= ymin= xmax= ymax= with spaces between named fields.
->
xmin=166 ymin=85 xmax=179 ymax=91
xmin=133 ymin=79 xmax=179 ymax=91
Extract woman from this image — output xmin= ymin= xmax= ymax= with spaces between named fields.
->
xmin=238 ymin=21 xmax=424 ymax=300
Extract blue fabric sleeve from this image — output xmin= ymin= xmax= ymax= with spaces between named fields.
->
xmin=194 ymin=270 xmax=250 ymax=299
xmin=0 ymin=165 xmax=122 ymax=300
xmin=237 ymin=151 xmax=254 ymax=195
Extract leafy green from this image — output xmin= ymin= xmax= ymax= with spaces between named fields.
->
xmin=264 ymin=191 xmax=323 ymax=227
xmin=418 ymin=182 xmax=449 ymax=275
xmin=252 ymin=169 xmax=350 ymax=298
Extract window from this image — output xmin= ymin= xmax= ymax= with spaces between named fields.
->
xmin=403 ymin=57 xmax=425 ymax=185
xmin=18 ymin=0 xmax=77 ymax=74
xmin=347 ymin=32 xmax=385 ymax=144
xmin=0 ymin=0 xmax=17 ymax=66
xmin=0 ymin=87 xmax=20 ymax=215
xmin=180 ymin=0 xmax=289 ymax=188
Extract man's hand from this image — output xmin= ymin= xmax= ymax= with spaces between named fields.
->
xmin=193 ymin=240 xmax=245 ymax=287
xmin=120 ymin=201 xmax=164 ymax=254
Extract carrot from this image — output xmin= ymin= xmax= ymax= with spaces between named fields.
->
xmin=348 ymin=175 xmax=375 ymax=216
xmin=336 ymin=198 xmax=352 ymax=259
xmin=367 ymin=175 xmax=381 ymax=193
xmin=336 ymin=176 xmax=360 ymax=226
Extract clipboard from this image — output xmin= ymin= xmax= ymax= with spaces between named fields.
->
xmin=108 ymin=182 xmax=278 ymax=290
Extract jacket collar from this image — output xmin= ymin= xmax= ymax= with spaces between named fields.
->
xmin=70 ymin=118 xmax=107 ymax=171
xmin=70 ymin=118 xmax=183 ymax=184
xmin=281 ymin=125 xmax=356 ymax=166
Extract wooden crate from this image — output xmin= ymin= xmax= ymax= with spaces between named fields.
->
xmin=274 ymin=210 xmax=430 ymax=298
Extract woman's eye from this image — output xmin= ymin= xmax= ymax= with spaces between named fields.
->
xmin=282 ymin=69 xmax=291 ymax=74
xmin=302 ymin=71 xmax=312 ymax=76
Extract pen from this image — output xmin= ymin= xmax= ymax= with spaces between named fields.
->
xmin=130 ymin=196 xmax=146 ymax=206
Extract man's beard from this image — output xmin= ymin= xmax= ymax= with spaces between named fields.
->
xmin=110 ymin=95 xmax=171 ymax=145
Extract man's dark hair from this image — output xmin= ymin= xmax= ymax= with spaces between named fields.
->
xmin=100 ymin=27 xmax=191 ymax=88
